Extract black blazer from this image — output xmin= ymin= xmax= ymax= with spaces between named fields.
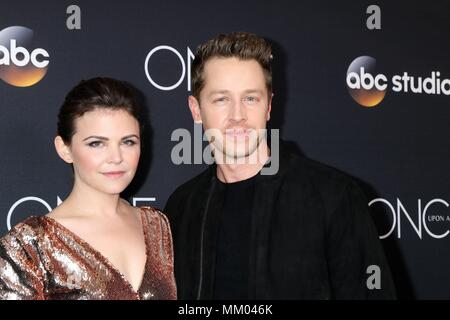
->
xmin=165 ymin=144 xmax=396 ymax=299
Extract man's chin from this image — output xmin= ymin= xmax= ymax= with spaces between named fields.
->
xmin=226 ymin=151 xmax=250 ymax=160
xmin=215 ymin=146 xmax=258 ymax=164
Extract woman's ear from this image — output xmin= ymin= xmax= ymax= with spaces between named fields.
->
xmin=54 ymin=136 xmax=73 ymax=164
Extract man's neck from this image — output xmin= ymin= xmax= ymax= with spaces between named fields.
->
xmin=216 ymin=142 xmax=270 ymax=183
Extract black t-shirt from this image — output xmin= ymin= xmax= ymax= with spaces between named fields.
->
xmin=213 ymin=173 xmax=257 ymax=299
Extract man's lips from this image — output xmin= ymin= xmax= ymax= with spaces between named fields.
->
xmin=225 ymin=128 xmax=251 ymax=135
xmin=224 ymin=128 xmax=253 ymax=142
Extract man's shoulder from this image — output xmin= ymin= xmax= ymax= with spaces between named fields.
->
xmin=281 ymin=149 xmax=361 ymax=198
xmin=286 ymin=151 xmax=353 ymax=184
xmin=281 ymin=150 xmax=368 ymax=215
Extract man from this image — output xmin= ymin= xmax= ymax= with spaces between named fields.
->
xmin=164 ymin=32 xmax=396 ymax=299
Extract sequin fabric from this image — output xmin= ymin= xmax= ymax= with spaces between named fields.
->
xmin=0 ymin=207 xmax=177 ymax=300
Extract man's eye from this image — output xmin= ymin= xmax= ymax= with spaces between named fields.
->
xmin=214 ymin=97 xmax=228 ymax=104
xmin=244 ymin=96 xmax=258 ymax=103
xmin=88 ymin=141 xmax=103 ymax=148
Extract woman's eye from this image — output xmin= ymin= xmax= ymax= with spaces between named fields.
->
xmin=123 ymin=139 xmax=137 ymax=146
xmin=88 ymin=141 xmax=103 ymax=148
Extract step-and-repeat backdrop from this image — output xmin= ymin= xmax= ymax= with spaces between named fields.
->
xmin=1 ymin=1 xmax=449 ymax=299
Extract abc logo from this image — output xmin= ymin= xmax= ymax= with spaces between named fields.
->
xmin=0 ymin=26 xmax=49 ymax=87
xmin=346 ymin=56 xmax=386 ymax=107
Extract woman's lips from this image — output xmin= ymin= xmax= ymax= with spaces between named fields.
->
xmin=101 ymin=171 xmax=125 ymax=178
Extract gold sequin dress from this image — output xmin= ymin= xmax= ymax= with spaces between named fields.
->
xmin=0 ymin=207 xmax=177 ymax=300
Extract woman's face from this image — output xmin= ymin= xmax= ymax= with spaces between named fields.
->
xmin=61 ymin=108 xmax=141 ymax=195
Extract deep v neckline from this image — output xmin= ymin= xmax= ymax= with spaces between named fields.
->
xmin=42 ymin=207 xmax=149 ymax=297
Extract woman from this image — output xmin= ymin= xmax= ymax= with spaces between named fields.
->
xmin=0 ymin=77 xmax=176 ymax=300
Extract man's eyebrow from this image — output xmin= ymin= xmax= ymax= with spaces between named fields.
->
xmin=242 ymin=89 xmax=264 ymax=94
xmin=208 ymin=90 xmax=230 ymax=95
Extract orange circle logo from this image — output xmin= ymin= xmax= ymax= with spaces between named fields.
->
xmin=0 ymin=26 xmax=49 ymax=87
xmin=346 ymin=56 xmax=387 ymax=107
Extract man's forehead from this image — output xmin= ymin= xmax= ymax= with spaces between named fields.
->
xmin=206 ymin=89 xmax=266 ymax=95
xmin=202 ymin=59 xmax=266 ymax=82
xmin=203 ymin=56 xmax=261 ymax=69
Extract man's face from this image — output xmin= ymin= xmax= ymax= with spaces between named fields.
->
xmin=189 ymin=57 xmax=272 ymax=161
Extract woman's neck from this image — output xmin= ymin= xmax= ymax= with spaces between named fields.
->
xmin=59 ymin=181 xmax=126 ymax=219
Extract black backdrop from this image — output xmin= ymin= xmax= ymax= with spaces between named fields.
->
xmin=1 ymin=0 xmax=449 ymax=299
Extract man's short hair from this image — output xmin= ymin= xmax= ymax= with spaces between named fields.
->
xmin=191 ymin=31 xmax=273 ymax=100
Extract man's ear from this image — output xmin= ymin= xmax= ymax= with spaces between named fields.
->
xmin=266 ymin=92 xmax=274 ymax=121
xmin=188 ymin=95 xmax=203 ymax=124
xmin=54 ymin=136 xmax=73 ymax=164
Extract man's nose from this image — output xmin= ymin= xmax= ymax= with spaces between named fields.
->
xmin=229 ymin=101 xmax=247 ymax=122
